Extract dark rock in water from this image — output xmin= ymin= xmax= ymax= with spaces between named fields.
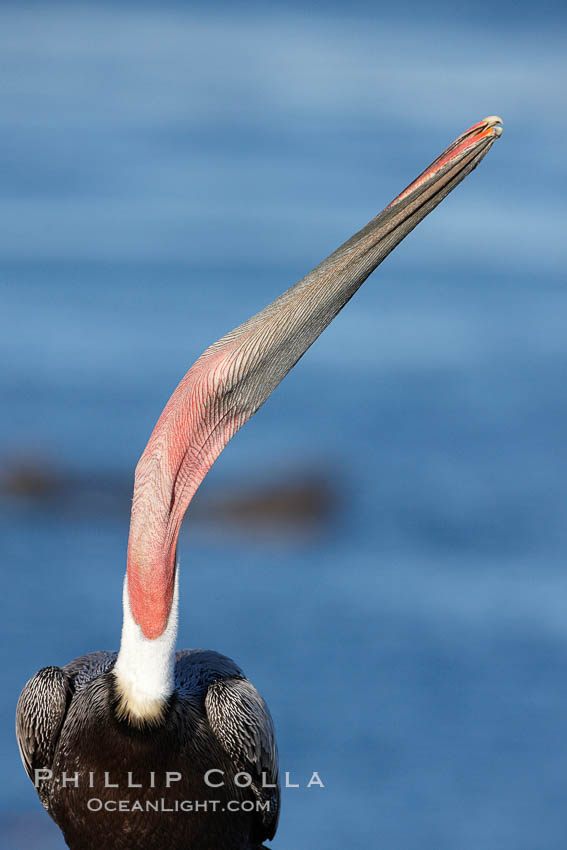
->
xmin=0 ymin=460 xmax=64 ymax=499
xmin=0 ymin=458 xmax=130 ymax=517
xmin=0 ymin=458 xmax=336 ymax=533
xmin=210 ymin=474 xmax=335 ymax=529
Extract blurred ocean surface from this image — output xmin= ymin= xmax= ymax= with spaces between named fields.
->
xmin=1 ymin=2 xmax=566 ymax=848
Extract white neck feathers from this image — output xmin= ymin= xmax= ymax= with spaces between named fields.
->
xmin=113 ymin=570 xmax=178 ymax=726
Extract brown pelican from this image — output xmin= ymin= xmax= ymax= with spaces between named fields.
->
xmin=16 ymin=116 xmax=502 ymax=850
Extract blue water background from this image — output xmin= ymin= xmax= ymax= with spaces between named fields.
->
xmin=1 ymin=2 xmax=566 ymax=848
